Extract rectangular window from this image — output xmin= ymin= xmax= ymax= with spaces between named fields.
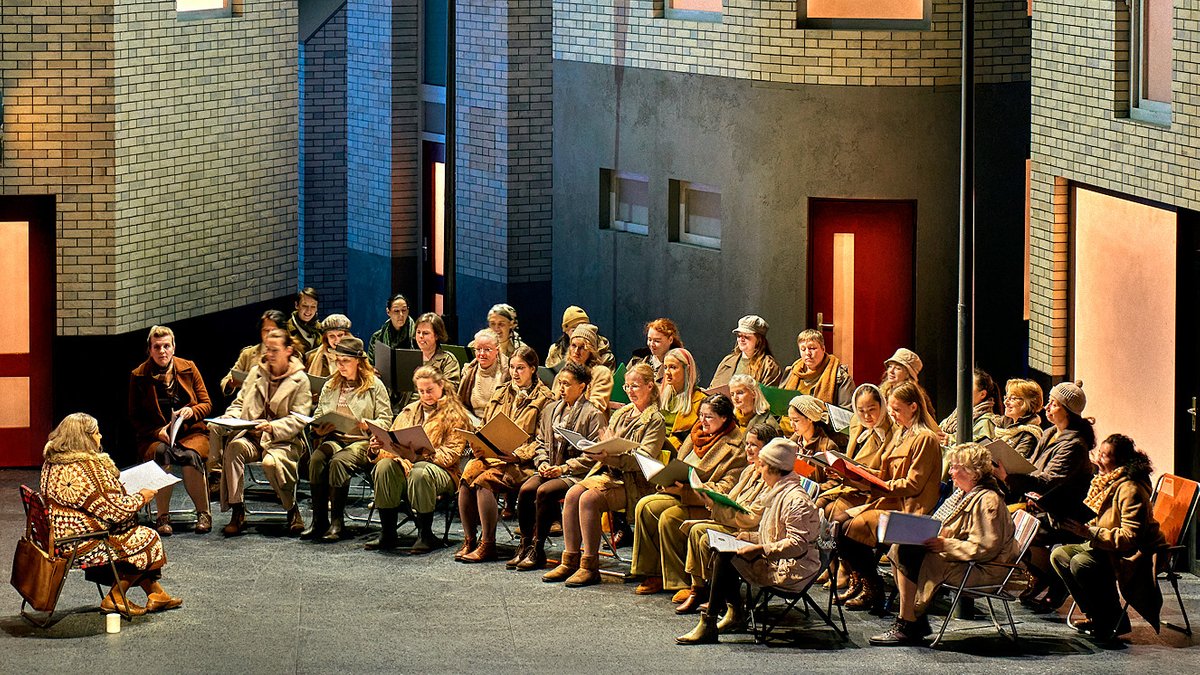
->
xmin=177 ymin=0 xmax=232 ymax=19
xmin=666 ymin=0 xmax=722 ymax=22
xmin=670 ymin=180 xmax=721 ymax=249
xmin=799 ymin=0 xmax=929 ymax=30
xmin=600 ymin=170 xmax=650 ymax=235
xmin=1130 ymin=0 xmax=1172 ymax=125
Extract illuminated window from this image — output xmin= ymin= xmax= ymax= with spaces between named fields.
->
xmin=666 ymin=0 xmax=722 ymax=21
xmin=177 ymin=0 xmax=232 ymax=19
xmin=798 ymin=0 xmax=929 ymax=30
xmin=600 ymin=169 xmax=649 ymax=236
xmin=1129 ymin=0 xmax=1172 ymax=125
xmin=670 ymin=180 xmax=721 ymax=250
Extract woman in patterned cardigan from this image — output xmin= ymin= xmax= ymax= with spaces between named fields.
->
xmin=41 ymin=413 xmax=179 ymax=617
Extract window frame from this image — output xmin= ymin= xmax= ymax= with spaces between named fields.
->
xmin=600 ymin=169 xmax=651 ymax=236
xmin=796 ymin=0 xmax=931 ymax=31
xmin=664 ymin=0 xmax=723 ymax=23
xmin=676 ymin=180 xmax=721 ymax=250
xmin=1128 ymin=0 xmax=1172 ymax=127
xmin=176 ymin=0 xmax=233 ymax=20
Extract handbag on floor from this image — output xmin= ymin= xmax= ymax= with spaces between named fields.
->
xmin=10 ymin=537 xmax=69 ymax=613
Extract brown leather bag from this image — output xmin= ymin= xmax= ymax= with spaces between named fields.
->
xmin=10 ymin=537 xmax=69 ymax=613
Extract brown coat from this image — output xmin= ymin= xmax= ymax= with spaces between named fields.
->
xmin=677 ymin=427 xmax=748 ymax=516
xmin=1087 ymin=474 xmax=1167 ymax=630
xmin=819 ymin=417 xmax=895 ymax=511
xmin=587 ymin=402 xmax=668 ymax=515
xmin=391 ymin=397 xmax=470 ymax=484
xmin=457 ymin=357 xmax=510 ymax=414
xmin=709 ymin=351 xmax=783 ymax=389
xmin=913 ymin=487 xmax=1018 ymax=613
xmin=526 ymin=397 xmax=606 ymax=479
xmin=461 ymin=381 xmax=555 ymax=488
xmin=846 ymin=425 xmax=942 ymax=546
xmin=552 ymin=363 xmax=614 ymax=413
xmin=129 ymin=357 xmax=213 ymax=461
xmin=708 ymin=464 xmax=768 ymax=531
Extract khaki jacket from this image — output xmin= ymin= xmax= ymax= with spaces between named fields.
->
xmin=313 ymin=376 xmax=394 ymax=432
xmin=391 ymin=397 xmax=470 ymax=484
xmin=1087 ymin=474 xmax=1167 ymax=630
xmin=527 ymin=397 xmax=607 ymax=478
xmin=709 ymin=351 xmax=783 ymax=389
xmin=734 ymin=473 xmax=822 ymax=591
xmin=305 ymin=344 xmax=338 ymax=378
xmin=677 ymin=427 xmax=747 ymax=514
xmin=129 ymin=357 xmax=213 ymax=460
xmin=708 ymin=464 xmax=768 ymax=531
xmin=589 ymin=402 xmax=667 ymax=514
xmin=846 ymin=425 xmax=942 ymax=546
xmin=457 ymin=357 xmax=510 ymax=414
xmin=224 ymin=357 xmax=313 ymax=445
xmin=914 ymin=487 xmax=1018 ymax=613
xmin=552 ymin=363 xmax=614 ymax=414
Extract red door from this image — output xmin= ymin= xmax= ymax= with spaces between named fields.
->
xmin=808 ymin=199 xmax=915 ymax=383
xmin=0 ymin=196 xmax=55 ymax=467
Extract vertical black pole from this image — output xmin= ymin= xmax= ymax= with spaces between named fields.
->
xmin=956 ymin=0 xmax=975 ymax=448
xmin=444 ymin=0 xmax=458 ymax=339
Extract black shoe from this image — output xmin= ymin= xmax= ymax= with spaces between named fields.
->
xmin=869 ymin=619 xmax=924 ymax=646
xmin=909 ymin=614 xmax=932 ymax=638
xmin=299 ymin=518 xmax=329 ymax=540
xmin=319 ymin=519 xmax=345 ymax=542
xmin=409 ymin=512 xmax=441 ymax=554
xmin=367 ymin=507 xmax=399 ymax=551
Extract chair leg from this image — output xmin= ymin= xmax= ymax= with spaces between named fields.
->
xmin=1169 ymin=574 xmax=1192 ymax=636
xmin=930 ymin=591 xmax=961 ymax=647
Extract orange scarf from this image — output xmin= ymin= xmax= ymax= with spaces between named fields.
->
xmin=689 ymin=418 xmax=735 ymax=459
xmin=784 ymin=353 xmax=841 ymax=402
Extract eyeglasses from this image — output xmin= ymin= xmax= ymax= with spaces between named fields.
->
xmin=623 ymin=383 xmax=644 ymax=391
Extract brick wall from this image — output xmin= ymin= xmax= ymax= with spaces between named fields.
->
xmin=553 ymin=0 xmax=1030 ymax=86
xmin=0 ymin=0 xmax=117 ymax=336
xmin=1028 ymin=1 xmax=1200 ymax=375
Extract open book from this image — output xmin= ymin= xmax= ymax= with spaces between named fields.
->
xmin=687 ymin=468 xmax=750 ymax=514
xmin=827 ymin=404 xmax=854 ymax=433
xmin=167 ymin=409 xmax=187 ymax=448
xmin=456 ymin=413 xmax=529 ymax=463
xmin=813 ymin=450 xmax=889 ymax=491
xmin=365 ymin=421 xmax=433 ymax=461
xmin=706 ymin=529 xmax=754 ymax=553
xmin=292 ymin=411 xmax=360 ymax=435
xmin=702 ymin=384 xmax=731 ymax=398
xmin=877 ymin=511 xmax=942 ymax=545
xmin=1027 ymin=483 xmax=1097 ymax=524
xmin=204 ymin=416 xmax=263 ymax=430
xmin=983 ymin=438 xmax=1037 ymax=475
xmin=119 ymin=461 xmax=182 ymax=493
xmin=373 ymin=344 xmax=426 ymax=395
xmin=634 ymin=453 xmax=695 ymax=487
xmin=555 ymin=426 xmax=639 ymax=457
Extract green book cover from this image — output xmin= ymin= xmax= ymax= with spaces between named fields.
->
xmin=700 ymin=488 xmax=750 ymax=514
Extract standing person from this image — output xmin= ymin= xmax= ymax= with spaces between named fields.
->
xmin=40 ymin=413 xmax=179 ymax=616
xmin=211 ymin=329 xmax=313 ymax=537
xmin=994 ymin=378 xmax=1045 ymax=458
xmin=708 ymin=315 xmax=782 ymax=389
xmin=728 ymin=374 xmax=778 ymax=434
xmin=367 ymin=293 xmax=418 ymax=363
xmin=659 ymin=347 xmax=706 ymax=451
xmin=484 ymin=303 xmax=525 ymax=357
xmin=304 ymin=314 xmax=352 ymax=378
xmin=458 ymin=329 xmax=509 ymax=419
xmin=781 ymin=329 xmax=855 ymax=407
xmin=287 ymin=287 xmax=323 ymax=356
xmin=220 ymin=309 xmax=287 ymax=396
xmin=629 ymin=318 xmax=684 ymax=383
xmin=301 ymin=337 xmax=393 ymax=542
xmin=545 ymin=306 xmax=616 ymax=370
xmin=128 ymin=325 xmax=213 ymax=535
xmin=551 ymin=323 xmax=614 ymax=412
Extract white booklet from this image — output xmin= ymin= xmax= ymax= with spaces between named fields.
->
xmin=119 ymin=461 xmax=182 ymax=493
xmin=167 ymin=409 xmax=187 ymax=447
xmin=707 ymin=529 xmax=754 ymax=553
xmin=204 ymin=416 xmax=262 ymax=430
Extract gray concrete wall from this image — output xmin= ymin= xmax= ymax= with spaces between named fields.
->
xmin=552 ymin=60 xmax=1026 ymax=413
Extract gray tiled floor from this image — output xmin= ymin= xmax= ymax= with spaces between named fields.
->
xmin=2 ymin=469 xmax=1198 ymax=674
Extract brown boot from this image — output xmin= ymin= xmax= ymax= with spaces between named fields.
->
xmin=564 ymin=554 xmax=600 ymax=587
xmin=506 ymin=537 xmax=532 ymax=569
xmin=222 ymin=504 xmax=246 ymax=537
xmin=845 ymin=575 xmax=884 ymax=612
xmin=460 ymin=540 xmax=497 ymax=563
xmin=833 ymin=572 xmax=863 ymax=606
xmin=454 ymin=537 xmax=478 ymax=562
xmin=675 ymin=586 xmax=706 ymax=614
xmin=516 ymin=539 xmax=548 ymax=571
xmin=542 ymin=550 xmax=580 ymax=583
xmin=286 ymin=506 xmax=305 ymax=536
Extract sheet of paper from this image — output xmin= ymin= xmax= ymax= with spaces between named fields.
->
xmin=118 ymin=461 xmax=182 ymax=493
xmin=167 ymin=409 xmax=186 ymax=448
xmin=983 ymin=438 xmax=1037 ymax=475
xmin=877 ymin=511 xmax=942 ymax=545
xmin=554 ymin=426 xmax=596 ymax=452
xmin=204 ymin=417 xmax=262 ymax=430
xmin=707 ymin=529 xmax=754 ymax=553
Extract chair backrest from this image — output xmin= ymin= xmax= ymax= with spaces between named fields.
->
xmin=1151 ymin=473 xmax=1199 ymax=548
xmin=1011 ymin=508 xmax=1041 ymax=563
xmin=19 ymin=485 xmax=53 ymax=554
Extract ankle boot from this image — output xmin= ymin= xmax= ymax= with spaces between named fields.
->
xmin=542 ymin=550 xmax=580 ymax=583
xmin=834 ymin=572 xmax=863 ymax=606
xmin=675 ymin=610 xmax=719 ymax=645
xmin=845 ymin=574 xmax=884 ymax=612
xmin=286 ymin=506 xmax=305 ymax=536
xmin=365 ymin=508 xmax=399 ymax=551
xmin=454 ymin=536 xmax=478 ymax=562
xmin=564 ymin=554 xmax=600 ymax=587
xmin=460 ymin=540 xmax=497 ymax=563
xmin=222 ymin=504 xmax=246 ymax=537
xmin=319 ymin=484 xmax=350 ymax=542
xmin=716 ymin=603 xmax=746 ymax=632
xmin=410 ymin=512 xmax=441 ymax=554
xmin=516 ymin=538 xmax=548 ymax=571
xmin=506 ymin=537 xmax=532 ymax=569
xmin=675 ymin=585 xmax=707 ymax=614
xmin=300 ymin=483 xmax=330 ymax=540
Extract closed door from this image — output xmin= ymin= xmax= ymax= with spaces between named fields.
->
xmin=808 ymin=199 xmax=915 ymax=382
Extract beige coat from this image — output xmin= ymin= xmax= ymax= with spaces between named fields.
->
xmin=1086 ymin=473 xmax=1167 ymax=630
xmin=709 ymin=351 xmax=783 ymax=389
xmin=707 ymin=464 xmax=769 ymax=531
xmin=224 ymin=358 xmax=313 ymax=445
xmin=677 ymin=427 xmax=748 ymax=516
xmin=220 ymin=343 xmax=264 ymax=394
xmin=390 ymin=397 xmax=470 ymax=484
xmin=305 ymin=344 xmax=338 ymax=378
xmin=552 ymin=363 xmax=614 ymax=413
xmin=586 ymin=402 xmax=667 ymax=515
xmin=312 ymin=376 xmax=394 ymax=437
xmin=846 ymin=425 xmax=942 ymax=546
xmin=461 ymin=380 xmax=555 ymax=488
xmin=457 ymin=356 xmax=510 ymax=416
xmin=733 ymin=472 xmax=823 ymax=591
xmin=526 ymin=397 xmax=607 ymax=480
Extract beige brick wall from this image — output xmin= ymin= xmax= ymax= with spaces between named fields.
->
xmin=0 ymin=0 xmax=117 ymax=336
xmin=553 ymin=0 xmax=1030 ymax=86
xmin=1028 ymin=1 xmax=1198 ymax=375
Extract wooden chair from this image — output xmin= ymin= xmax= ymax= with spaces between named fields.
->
xmin=929 ymin=508 xmax=1040 ymax=647
xmin=16 ymin=485 xmax=134 ymax=627
xmin=747 ymin=516 xmax=849 ymax=643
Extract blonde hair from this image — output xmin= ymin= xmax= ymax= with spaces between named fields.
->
xmin=146 ymin=324 xmax=175 ymax=348
xmin=658 ymin=348 xmax=699 ymax=414
xmin=329 ymin=355 xmax=376 ymax=396
xmin=728 ymin=373 xmax=770 ymax=415
xmin=626 ymin=362 xmax=660 ymax=405
xmin=796 ymin=329 xmax=824 ymax=349
xmin=889 ymin=381 xmax=939 ymax=432
xmin=1004 ymin=378 xmax=1044 ymax=417
xmin=410 ymin=366 xmax=471 ymax=444
xmin=944 ymin=442 xmax=995 ymax=481
xmin=44 ymin=412 xmax=101 ymax=460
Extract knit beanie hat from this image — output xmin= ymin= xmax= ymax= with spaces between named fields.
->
xmin=570 ymin=323 xmax=600 ymax=351
xmin=885 ymin=348 xmax=923 ymax=381
xmin=788 ymin=395 xmax=830 ymax=424
xmin=732 ymin=315 xmax=769 ymax=336
xmin=1049 ymin=380 xmax=1086 ymax=416
xmin=561 ymin=306 xmax=590 ymax=332
xmin=759 ymin=438 xmax=799 ymax=471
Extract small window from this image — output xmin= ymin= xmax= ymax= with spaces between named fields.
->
xmin=798 ymin=0 xmax=930 ymax=30
xmin=666 ymin=0 xmax=722 ymax=22
xmin=177 ymin=0 xmax=232 ymax=19
xmin=600 ymin=169 xmax=650 ymax=236
xmin=1130 ymin=0 xmax=1172 ymax=126
xmin=670 ymin=180 xmax=721 ymax=250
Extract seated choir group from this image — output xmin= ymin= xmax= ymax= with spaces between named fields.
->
xmin=42 ymin=288 xmax=1162 ymax=646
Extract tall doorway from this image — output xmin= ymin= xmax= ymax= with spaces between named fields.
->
xmin=807 ymin=199 xmax=916 ymax=382
xmin=420 ymin=140 xmax=447 ymax=314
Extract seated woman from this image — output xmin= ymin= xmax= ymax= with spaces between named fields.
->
xmin=994 ymin=378 xmax=1045 ymax=458
xmin=457 ymin=328 xmax=509 ymax=419
xmin=458 ymin=345 xmax=555 ymax=563
xmin=708 ymin=315 xmax=782 ymax=389
xmin=287 ymin=287 xmax=323 ymax=356
xmin=781 ymin=329 xmax=855 ymax=407
xmin=676 ymin=438 xmax=822 ymax=644
xmin=786 ymin=394 xmax=846 ymax=461
xmin=879 ymin=347 xmax=934 ymax=417
xmin=628 ymin=318 xmax=684 ymax=383
xmin=220 ymin=309 xmax=287 ymax=396
xmin=367 ymin=293 xmax=418 ymax=362
xmin=128 ymin=325 xmax=213 ymax=535
xmin=992 ymin=380 xmax=1096 ymax=612
xmin=818 ymin=384 xmax=893 ymax=514
xmin=869 ymin=443 xmax=1019 ymax=646
xmin=938 ymin=367 xmax=1001 ymax=445
xmin=1051 ymin=434 xmax=1166 ymax=641
xmin=510 ymin=361 xmax=606 ymax=571
xmin=301 ymin=336 xmax=392 ymax=542
xmin=659 ymin=347 xmax=706 ymax=451
xmin=405 ymin=313 xmax=462 ymax=405
xmin=367 ymin=366 xmax=470 ymax=552
xmin=836 ymin=381 xmax=942 ymax=611
xmin=41 ymin=413 xmax=178 ymax=616
xmin=212 ymin=329 xmax=313 ymax=537
xmin=543 ymin=363 xmax=666 ymax=587
xmin=304 ymin=314 xmax=352 ymax=378
xmin=630 ymin=394 xmax=747 ymax=596
xmin=728 ymin=374 xmax=778 ymax=434
xmin=551 ymin=323 xmax=614 ymax=412
xmin=545 ymin=306 xmax=617 ymax=370
xmin=484 ymin=303 xmax=525 ymax=357
xmin=675 ymin=423 xmax=782 ymax=614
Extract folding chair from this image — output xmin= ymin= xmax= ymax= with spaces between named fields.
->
xmin=15 ymin=486 xmax=134 ymax=627
xmin=929 ymin=508 xmax=1040 ymax=647
xmin=748 ymin=516 xmax=849 ymax=643
xmin=1066 ymin=473 xmax=1199 ymax=636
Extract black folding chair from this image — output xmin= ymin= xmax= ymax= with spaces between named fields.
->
xmin=748 ymin=516 xmax=848 ymax=643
